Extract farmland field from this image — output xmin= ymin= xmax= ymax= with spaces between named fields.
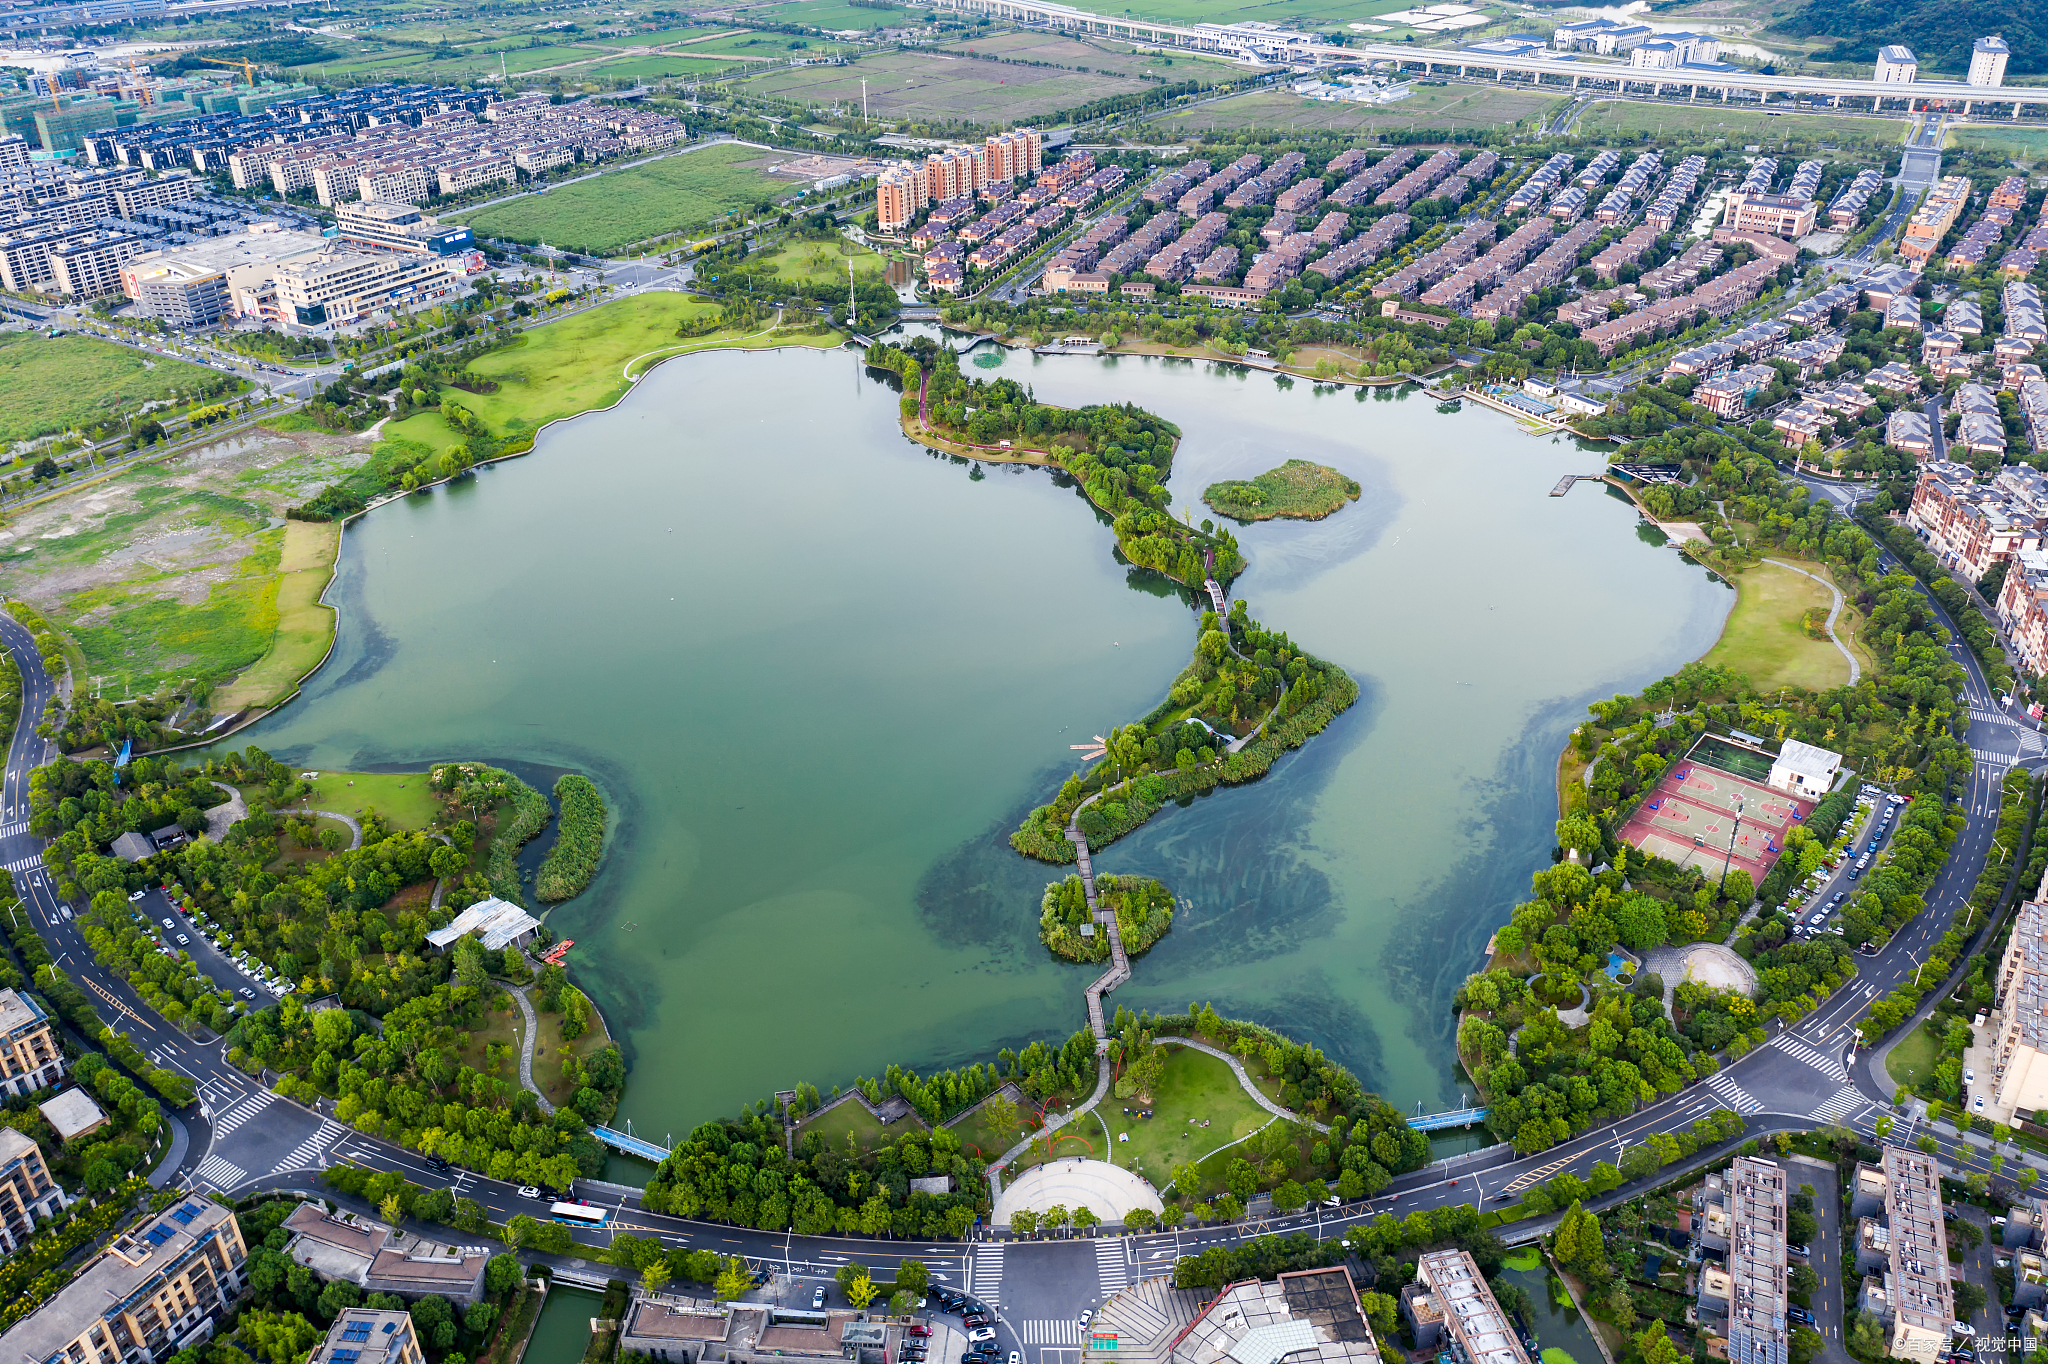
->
xmin=1154 ymin=84 xmax=1565 ymax=135
xmin=724 ymin=0 xmax=928 ymax=30
xmin=0 ymin=331 xmax=235 ymax=446
xmin=1574 ymin=98 xmax=1909 ymax=149
xmin=738 ymin=46 xmax=1149 ymax=120
xmin=456 ymin=143 xmax=792 ymax=253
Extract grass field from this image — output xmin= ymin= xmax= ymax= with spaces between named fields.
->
xmin=947 ymin=1095 xmax=1037 ymax=1166
xmin=1884 ymin=1019 xmax=1942 ymax=1091
xmin=382 ymin=293 xmax=823 ymax=452
xmin=943 ymin=30 xmax=1240 ymax=79
xmin=298 ymin=770 xmax=441 ymax=830
xmin=1949 ymin=125 xmax=2048 ymax=160
xmin=725 ymin=0 xmax=924 ymax=29
xmin=799 ymin=1096 xmax=927 ymax=1156
xmin=0 ymin=332 xmax=234 ymax=446
xmin=739 ymin=46 xmax=1146 ymax=121
xmin=753 ymin=235 xmax=885 ymax=285
xmin=457 ymin=143 xmax=791 ymax=253
xmin=1099 ymin=1045 xmax=1271 ymax=1196
xmin=1574 ymin=99 xmax=1909 ymax=149
xmin=213 ymin=520 xmax=338 ymax=712
xmin=1699 ymin=558 xmax=1854 ymax=693
xmin=1155 ymin=84 xmax=1565 ymax=134
xmin=1204 ymin=460 xmax=1360 ymax=522
xmin=531 ymin=995 xmax=613 ymax=1107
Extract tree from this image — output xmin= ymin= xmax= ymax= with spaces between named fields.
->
xmin=1010 ymin=1209 xmax=1040 ymax=1237
xmin=1848 ymin=1313 xmax=1886 ymax=1357
xmin=1043 ymin=1204 xmax=1070 ymax=1235
xmin=410 ymin=1296 xmax=457 ymax=1351
xmin=1226 ymin=1158 xmax=1258 ymax=1198
xmin=1955 ymin=1281 xmax=1987 ymax=1317
xmin=714 ymin=1258 xmax=752 ymax=1301
xmin=980 ymin=1092 xmax=1018 ymax=1135
xmin=379 ymin=1192 xmax=403 ymax=1228
xmin=845 ymin=1273 xmax=880 ymax=1309
xmin=894 ymin=1259 xmax=930 ymax=1297
xmin=485 ymin=1254 xmax=524 ymax=1296
xmin=889 ymin=1290 xmax=915 ymax=1316
xmin=1071 ymin=1206 xmax=1100 ymax=1234
xmin=1125 ymin=1208 xmax=1158 ymax=1232
xmin=241 ymin=1311 xmax=323 ymax=1364
xmin=643 ymin=1262 xmax=672 ymax=1296
xmin=1634 ymin=1323 xmax=1682 ymax=1364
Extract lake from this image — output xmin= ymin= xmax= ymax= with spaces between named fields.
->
xmin=233 ymin=342 xmax=1728 ymax=1136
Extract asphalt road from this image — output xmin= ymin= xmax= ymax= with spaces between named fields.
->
xmin=0 ymin=514 xmax=2035 ymax=1354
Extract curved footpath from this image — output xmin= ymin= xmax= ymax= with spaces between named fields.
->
xmin=275 ymin=807 xmax=365 ymax=851
xmin=500 ymin=981 xmax=556 ymax=1116
xmin=1763 ymin=558 xmax=1861 ymax=685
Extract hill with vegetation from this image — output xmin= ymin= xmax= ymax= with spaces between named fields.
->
xmin=1784 ymin=0 xmax=2041 ymax=74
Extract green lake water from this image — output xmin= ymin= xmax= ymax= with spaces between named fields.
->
xmin=521 ymin=1284 xmax=602 ymax=1364
xmin=233 ymin=344 xmax=1729 ymax=1136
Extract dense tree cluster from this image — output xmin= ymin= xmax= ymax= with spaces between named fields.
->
xmin=1038 ymin=872 xmax=1173 ymax=963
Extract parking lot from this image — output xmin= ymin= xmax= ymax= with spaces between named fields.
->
xmin=130 ymin=883 xmax=292 ymax=1008
xmin=1779 ymin=785 xmax=1908 ymax=943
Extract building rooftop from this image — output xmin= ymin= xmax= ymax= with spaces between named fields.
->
xmin=1416 ymin=1250 xmax=1529 ymax=1364
xmin=38 ymin=1088 xmax=108 ymax=1141
xmin=311 ymin=1308 xmax=415 ymax=1364
xmin=0 ymin=987 xmax=47 ymax=1037
xmin=1773 ymin=739 xmax=1841 ymax=779
xmin=1174 ymin=1268 xmax=1382 ymax=1364
xmin=424 ymin=897 xmax=539 ymax=952
xmin=1724 ymin=1157 xmax=1790 ymax=1364
xmin=625 ymin=1301 xmax=733 ymax=1342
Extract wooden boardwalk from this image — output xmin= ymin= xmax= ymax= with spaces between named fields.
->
xmin=1550 ymin=474 xmax=1605 ymax=496
xmin=1066 ymin=825 xmax=1130 ymax=1049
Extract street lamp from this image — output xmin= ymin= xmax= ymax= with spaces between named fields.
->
xmin=1718 ymin=794 xmax=1747 ymax=895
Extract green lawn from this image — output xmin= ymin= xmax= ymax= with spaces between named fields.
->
xmin=1155 ymin=84 xmax=1565 ymax=135
xmin=1099 ymin=1044 xmax=1271 ymax=1197
xmin=381 ymin=294 xmax=828 ymax=454
xmin=0 ymin=331 xmax=233 ymax=445
xmin=753 ymin=235 xmax=885 ymax=286
xmin=1699 ymin=558 xmax=1854 ymax=693
xmin=799 ymin=1095 xmax=926 ymax=1156
xmin=1574 ymin=100 xmax=1908 ymax=150
xmin=947 ymin=1099 xmax=1037 ymax=1166
xmin=214 ymin=520 xmax=338 ymax=712
xmin=457 ymin=143 xmax=793 ymax=254
xmin=298 ymin=770 xmax=442 ymax=830
xmin=1885 ymin=1020 xmax=1943 ymax=1092
xmin=727 ymin=0 xmax=922 ymax=29
xmin=64 ymin=526 xmax=285 ymax=697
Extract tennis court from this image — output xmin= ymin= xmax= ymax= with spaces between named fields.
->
xmin=1618 ymin=749 xmax=1812 ymax=884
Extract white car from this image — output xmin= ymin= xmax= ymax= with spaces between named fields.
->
xmin=518 ymin=1186 xmax=542 ymax=1199
xmin=969 ymin=1330 xmax=997 ymax=1344
xmin=1974 ymin=1096 xmax=1986 ymax=1112
xmin=161 ymin=918 xmax=175 ymax=930
xmin=1966 ymin=1069 xmax=1976 ymax=1085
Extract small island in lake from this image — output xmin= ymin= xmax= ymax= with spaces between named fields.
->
xmin=1203 ymin=460 xmax=1361 ymax=522
xmin=1040 ymin=872 xmax=1174 ymax=963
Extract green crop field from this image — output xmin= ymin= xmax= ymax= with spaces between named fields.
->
xmin=739 ymin=46 xmax=1145 ymax=120
xmin=456 ymin=143 xmax=792 ymax=253
xmin=1574 ymin=99 xmax=1909 ymax=149
xmin=726 ymin=0 xmax=925 ymax=30
xmin=569 ymin=51 xmax=784 ymax=80
xmin=0 ymin=332 xmax=231 ymax=445
xmin=1155 ymin=84 xmax=1565 ymax=135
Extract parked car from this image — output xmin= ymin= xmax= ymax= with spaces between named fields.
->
xmin=161 ymin=917 xmax=176 ymax=929
xmin=969 ymin=1329 xmax=997 ymax=1345
xmin=517 ymin=1186 xmax=541 ymax=1199
xmin=128 ymin=889 xmax=146 ymax=901
xmin=1966 ymin=1069 xmax=1976 ymax=1085
xmin=237 ymin=987 xmax=255 ymax=1000
xmin=909 ymin=1327 xmax=932 ymax=1338
xmin=176 ymin=934 xmax=189 ymax=945
xmin=813 ymin=1288 xmax=827 ymax=1310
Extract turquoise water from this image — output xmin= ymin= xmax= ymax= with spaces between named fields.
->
xmin=231 ymin=343 xmax=1729 ymax=1131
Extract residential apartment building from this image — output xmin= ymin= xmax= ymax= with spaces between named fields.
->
xmin=1988 ymin=900 xmax=2048 ymax=1111
xmin=0 ymin=1128 xmax=65 ymax=1254
xmin=310 ymin=1308 xmax=427 ymax=1364
xmin=1970 ymin=35 xmax=2011 ymax=87
xmin=1580 ymin=258 xmax=1779 ymax=357
xmin=0 ymin=1198 xmax=247 ymax=1364
xmin=1850 ymin=1147 xmax=1953 ymax=1361
xmin=1901 ymin=177 xmax=1972 ymax=266
xmin=1874 ymin=45 xmax=1918 ymax=82
xmin=1695 ymin=1157 xmax=1790 ymax=1364
xmin=0 ymin=988 xmax=62 ymax=1097
xmin=1908 ymin=461 xmax=2048 ymax=580
xmin=51 ymin=229 xmax=148 ymax=297
xmin=1723 ymin=191 xmax=1818 ymax=240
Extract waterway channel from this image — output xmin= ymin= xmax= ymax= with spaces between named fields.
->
xmin=233 ymin=342 xmax=1729 ymax=1137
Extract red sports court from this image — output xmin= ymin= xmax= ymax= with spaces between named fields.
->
xmin=1617 ymin=741 xmax=1814 ymax=884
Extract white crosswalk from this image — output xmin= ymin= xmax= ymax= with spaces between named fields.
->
xmin=0 ymin=821 xmax=27 ymax=838
xmin=1811 ymin=1086 xmax=1868 ymax=1126
xmin=972 ymin=1244 xmax=1004 ymax=1306
xmin=1095 ymin=1239 xmax=1129 ymax=1296
xmin=1972 ymin=748 xmax=2015 ymax=770
xmin=1705 ymin=1070 xmax=1764 ymax=1115
xmin=191 ymin=1154 xmax=247 ymax=1191
xmin=4 ymin=855 xmax=42 ymax=874
xmin=211 ymin=1089 xmax=274 ymax=1136
xmin=277 ymin=1119 xmax=347 ymax=1172
xmin=1774 ymin=1035 xmax=1850 ymax=1084
xmin=1021 ymin=1322 xmax=1084 ymax=1346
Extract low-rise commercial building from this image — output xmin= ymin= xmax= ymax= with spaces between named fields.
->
xmin=1406 ymin=1249 xmax=1530 ymax=1364
xmin=275 ymin=247 xmax=462 ymax=328
xmin=310 ymin=1308 xmax=427 ymax=1364
xmin=121 ymin=224 xmax=329 ymax=328
xmin=335 ymin=200 xmax=474 ymax=257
